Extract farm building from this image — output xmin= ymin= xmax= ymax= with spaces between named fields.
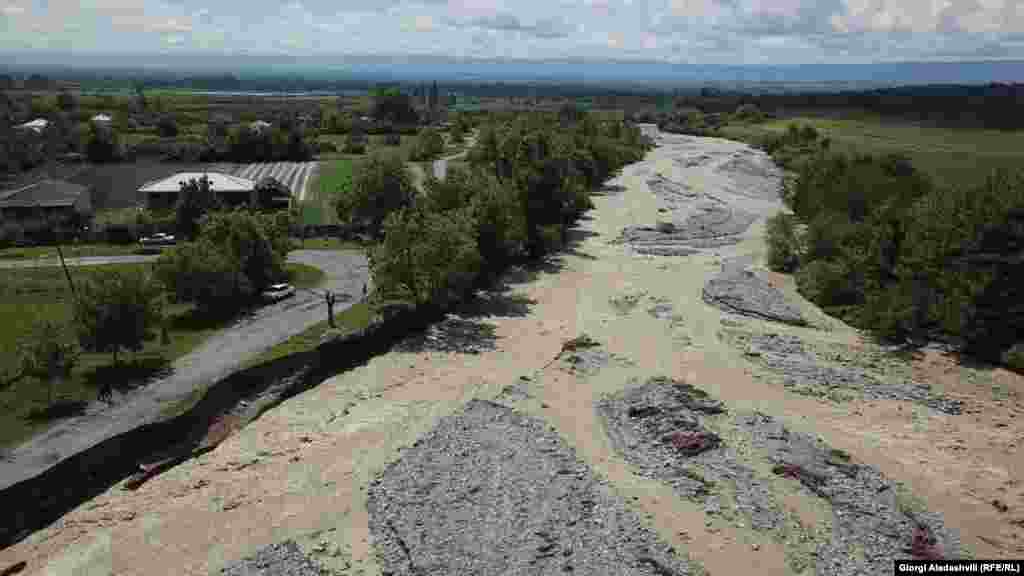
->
xmin=138 ymin=172 xmax=257 ymax=210
xmin=0 ymin=179 xmax=93 ymax=222
xmin=15 ymin=118 xmax=49 ymax=133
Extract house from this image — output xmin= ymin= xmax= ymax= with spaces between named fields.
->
xmin=91 ymin=113 xmax=112 ymax=124
xmin=0 ymin=179 xmax=93 ymax=223
xmin=138 ymin=172 xmax=257 ymax=211
xmin=250 ymin=120 xmax=272 ymax=133
xmin=15 ymin=118 xmax=49 ymax=133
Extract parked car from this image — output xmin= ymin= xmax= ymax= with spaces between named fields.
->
xmin=261 ymin=283 xmax=295 ymax=303
xmin=139 ymin=232 xmax=176 ymax=246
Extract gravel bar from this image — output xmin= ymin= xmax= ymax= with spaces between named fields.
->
xmin=702 ymin=267 xmax=809 ymax=327
xmin=367 ymin=399 xmax=702 ymax=576
xmin=219 ymin=540 xmax=328 ymax=576
xmin=599 ymin=377 xmax=964 ymax=576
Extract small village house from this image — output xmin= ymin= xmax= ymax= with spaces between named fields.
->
xmin=138 ymin=172 xmax=257 ymax=211
xmin=0 ymin=179 xmax=93 ymax=227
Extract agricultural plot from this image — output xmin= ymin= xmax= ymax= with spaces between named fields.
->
xmin=719 ymin=116 xmax=1024 ymax=188
xmin=297 ymin=159 xmax=354 ymax=227
xmin=213 ymin=161 xmax=319 ymax=202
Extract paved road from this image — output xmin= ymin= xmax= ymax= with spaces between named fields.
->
xmin=0 ymin=249 xmax=370 ymax=491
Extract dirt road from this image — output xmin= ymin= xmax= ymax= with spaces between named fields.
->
xmin=0 ymin=250 xmax=369 ymax=494
xmin=2 ymin=129 xmax=1021 ymax=575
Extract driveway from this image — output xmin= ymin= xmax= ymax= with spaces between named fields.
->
xmin=0 ymin=249 xmax=370 ymax=491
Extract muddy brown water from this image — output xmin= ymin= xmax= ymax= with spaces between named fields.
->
xmin=1 ymin=129 xmax=1022 ymax=575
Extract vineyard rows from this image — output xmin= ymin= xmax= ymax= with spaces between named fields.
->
xmin=207 ymin=161 xmax=320 ymax=202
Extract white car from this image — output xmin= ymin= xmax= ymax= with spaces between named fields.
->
xmin=140 ymin=233 xmax=176 ymax=246
xmin=261 ymin=283 xmax=296 ymax=302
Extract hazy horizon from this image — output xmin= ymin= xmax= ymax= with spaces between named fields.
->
xmin=4 ymin=0 xmax=1024 ymax=66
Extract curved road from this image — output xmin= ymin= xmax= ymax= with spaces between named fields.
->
xmin=0 ymin=249 xmax=370 ymax=491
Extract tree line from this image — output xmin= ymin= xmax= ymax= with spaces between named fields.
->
xmin=763 ymin=125 xmax=1024 ymax=370
xmin=334 ymin=107 xmax=652 ymax=313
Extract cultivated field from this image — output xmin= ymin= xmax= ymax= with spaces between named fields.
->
xmin=207 ymin=161 xmax=319 ymax=201
xmin=719 ymin=116 xmax=1024 ymax=188
xmin=299 ymin=159 xmax=353 ymax=227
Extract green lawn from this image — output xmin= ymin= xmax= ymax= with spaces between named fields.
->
xmin=0 ymin=260 xmax=324 ymax=449
xmin=0 ymin=243 xmax=146 ymax=260
xmin=719 ymin=116 xmax=1024 ymax=189
xmin=300 ymin=158 xmax=355 ymax=227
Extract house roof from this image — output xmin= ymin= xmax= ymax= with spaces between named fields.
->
xmin=15 ymin=118 xmax=48 ymax=132
xmin=138 ymin=172 xmax=256 ymax=194
xmin=92 ymin=114 xmax=112 ymax=122
xmin=250 ymin=120 xmax=272 ymax=128
xmin=0 ymin=179 xmax=88 ymax=209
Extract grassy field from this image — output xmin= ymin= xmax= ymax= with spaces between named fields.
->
xmin=301 ymin=158 xmax=355 ymax=227
xmin=0 ymin=261 xmax=324 ymax=449
xmin=0 ymin=243 xmax=146 ymax=260
xmin=719 ymin=116 xmax=1024 ymax=188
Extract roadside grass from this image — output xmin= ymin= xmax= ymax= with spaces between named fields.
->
xmin=284 ymin=261 xmax=326 ymax=290
xmin=291 ymin=236 xmax=371 ymax=252
xmin=0 ymin=243 xmax=145 ymax=260
xmin=300 ymin=158 xmax=354 ymax=227
xmin=718 ymin=116 xmax=1024 ymax=188
xmin=243 ymin=300 xmax=375 ymax=368
xmin=0 ymin=261 xmax=324 ymax=449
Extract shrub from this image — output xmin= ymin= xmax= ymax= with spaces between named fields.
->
xmin=765 ymin=212 xmax=802 ymax=272
xmin=1002 ymin=343 xmax=1024 ymax=373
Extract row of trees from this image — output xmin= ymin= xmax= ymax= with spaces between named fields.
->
xmin=764 ymin=127 xmax=1024 ymax=367
xmin=334 ymin=110 xmax=652 ymax=312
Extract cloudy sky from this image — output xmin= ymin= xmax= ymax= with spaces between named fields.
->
xmin=2 ymin=0 xmax=1024 ymax=64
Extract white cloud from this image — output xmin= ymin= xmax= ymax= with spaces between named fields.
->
xmin=1 ymin=3 xmax=25 ymax=15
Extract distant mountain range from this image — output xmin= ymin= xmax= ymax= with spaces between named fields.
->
xmin=3 ymin=51 xmax=1024 ymax=92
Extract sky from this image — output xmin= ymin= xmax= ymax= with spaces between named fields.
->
xmin=2 ymin=0 xmax=1024 ymax=65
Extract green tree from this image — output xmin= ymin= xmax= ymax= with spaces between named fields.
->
xmin=411 ymin=126 xmax=445 ymax=160
xmin=734 ymin=103 xmax=764 ymax=123
xmin=175 ymin=175 xmax=221 ymax=241
xmin=370 ymin=87 xmax=418 ymax=125
xmin=73 ymin=269 xmax=165 ymax=365
xmin=56 ymin=90 xmax=77 ymax=112
xmin=765 ymin=212 xmax=802 ymax=272
xmin=85 ymin=122 xmax=121 ymax=163
xmin=335 ymin=151 xmax=416 ymax=239
xmin=155 ymin=210 xmax=290 ymax=311
xmin=370 ymin=206 xmax=481 ymax=309
xmin=19 ymin=319 xmax=80 ymax=406
xmin=156 ymin=115 xmax=179 ymax=137
xmin=153 ymin=241 xmax=238 ymax=312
